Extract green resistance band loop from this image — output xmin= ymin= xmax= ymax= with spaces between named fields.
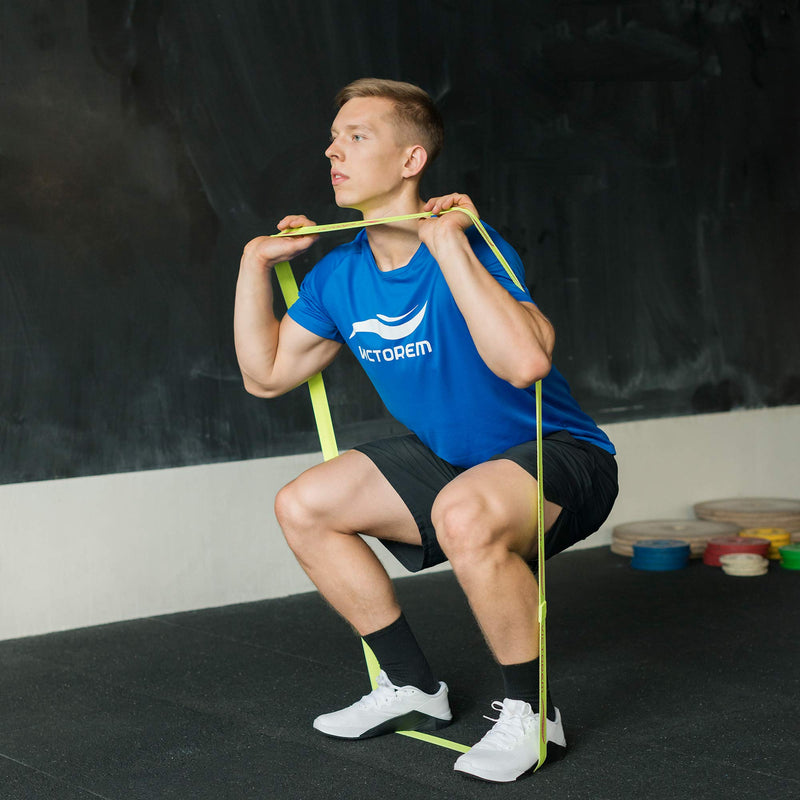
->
xmin=272 ymin=209 xmax=547 ymax=768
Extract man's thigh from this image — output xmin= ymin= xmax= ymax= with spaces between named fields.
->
xmin=279 ymin=449 xmax=422 ymax=546
xmin=432 ymin=459 xmax=563 ymax=562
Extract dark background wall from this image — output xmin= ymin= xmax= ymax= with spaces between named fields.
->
xmin=1 ymin=0 xmax=798 ymax=485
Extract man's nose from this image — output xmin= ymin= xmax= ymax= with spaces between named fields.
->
xmin=325 ymin=139 xmax=341 ymax=160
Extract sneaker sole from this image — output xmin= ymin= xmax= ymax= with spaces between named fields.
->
xmin=455 ymin=741 xmax=567 ymax=783
xmin=315 ymin=709 xmax=452 ymax=740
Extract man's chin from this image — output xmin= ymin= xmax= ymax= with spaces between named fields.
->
xmin=333 ymin=196 xmax=367 ymax=217
xmin=333 ymin=194 xmax=358 ymax=211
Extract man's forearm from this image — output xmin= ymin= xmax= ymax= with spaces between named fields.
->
xmin=234 ymin=252 xmax=282 ymax=395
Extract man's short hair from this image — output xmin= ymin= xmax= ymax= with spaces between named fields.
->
xmin=335 ymin=78 xmax=444 ymax=166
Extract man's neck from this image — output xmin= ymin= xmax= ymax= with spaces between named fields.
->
xmin=360 ymin=196 xmax=426 ymax=272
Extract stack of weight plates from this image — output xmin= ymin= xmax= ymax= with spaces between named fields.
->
xmin=612 ymin=520 xmax=739 ymax=558
xmin=631 ymin=539 xmax=691 ymax=571
xmin=719 ymin=553 xmax=769 ymax=577
xmin=694 ymin=498 xmax=800 ymax=543
xmin=779 ymin=543 xmax=800 ymax=570
xmin=739 ymin=528 xmax=791 ymax=560
xmin=702 ymin=535 xmax=770 ymax=566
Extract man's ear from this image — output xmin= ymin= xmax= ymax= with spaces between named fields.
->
xmin=402 ymin=145 xmax=428 ymax=179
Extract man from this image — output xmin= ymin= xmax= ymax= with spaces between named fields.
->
xmin=234 ymin=78 xmax=617 ymax=783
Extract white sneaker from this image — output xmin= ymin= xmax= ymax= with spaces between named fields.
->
xmin=312 ymin=670 xmax=452 ymax=739
xmin=454 ymin=699 xmax=566 ymax=782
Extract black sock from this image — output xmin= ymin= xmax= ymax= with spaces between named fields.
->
xmin=500 ymin=658 xmax=555 ymax=721
xmin=362 ymin=613 xmax=439 ymax=694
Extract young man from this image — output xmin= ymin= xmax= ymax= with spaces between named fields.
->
xmin=234 ymin=78 xmax=617 ymax=783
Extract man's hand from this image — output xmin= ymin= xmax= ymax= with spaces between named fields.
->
xmin=418 ymin=193 xmax=478 ymax=257
xmin=242 ymin=215 xmax=320 ymax=271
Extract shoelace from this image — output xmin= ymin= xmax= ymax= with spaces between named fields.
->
xmin=356 ymin=672 xmax=412 ymax=709
xmin=478 ymin=701 xmax=534 ymax=751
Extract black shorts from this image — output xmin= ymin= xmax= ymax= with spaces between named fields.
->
xmin=353 ymin=430 xmax=618 ymax=573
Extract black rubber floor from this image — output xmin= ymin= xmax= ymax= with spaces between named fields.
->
xmin=2 ymin=547 xmax=798 ymax=800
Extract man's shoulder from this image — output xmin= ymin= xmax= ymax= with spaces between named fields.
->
xmin=465 ymin=221 xmax=521 ymax=268
xmin=465 ymin=219 xmax=507 ymax=250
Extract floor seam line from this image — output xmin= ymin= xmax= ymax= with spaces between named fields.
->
xmin=0 ymin=752 xmax=115 ymax=799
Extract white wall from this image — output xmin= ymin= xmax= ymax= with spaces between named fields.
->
xmin=2 ymin=405 xmax=798 ymax=641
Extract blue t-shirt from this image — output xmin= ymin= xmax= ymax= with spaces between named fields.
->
xmin=287 ymin=223 xmax=615 ymax=468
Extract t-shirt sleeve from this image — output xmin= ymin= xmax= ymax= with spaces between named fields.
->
xmin=285 ymin=260 xmax=346 ymax=343
xmin=468 ymin=226 xmax=534 ymax=305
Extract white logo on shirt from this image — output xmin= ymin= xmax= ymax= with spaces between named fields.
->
xmin=349 ymin=303 xmax=428 ymax=340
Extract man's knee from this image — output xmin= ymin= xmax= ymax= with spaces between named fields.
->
xmin=274 ymin=478 xmax=320 ymax=552
xmin=432 ymin=488 xmax=497 ymax=562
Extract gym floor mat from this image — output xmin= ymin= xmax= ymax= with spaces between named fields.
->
xmin=1 ymin=547 xmax=798 ymax=800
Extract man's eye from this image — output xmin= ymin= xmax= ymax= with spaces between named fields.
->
xmin=352 ymin=134 xmax=363 ymax=142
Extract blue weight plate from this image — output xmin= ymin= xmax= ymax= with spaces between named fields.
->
xmin=631 ymin=540 xmax=690 ymax=570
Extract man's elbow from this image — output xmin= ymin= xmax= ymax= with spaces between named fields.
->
xmin=242 ymin=374 xmax=284 ymax=399
xmin=509 ymin=353 xmax=552 ymax=389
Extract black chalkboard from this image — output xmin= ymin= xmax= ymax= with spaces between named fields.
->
xmin=1 ymin=1 xmax=798 ymax=484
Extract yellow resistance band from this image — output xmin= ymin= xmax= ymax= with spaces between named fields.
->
xmin=272 ymin=209 xmax=548 ymax=769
